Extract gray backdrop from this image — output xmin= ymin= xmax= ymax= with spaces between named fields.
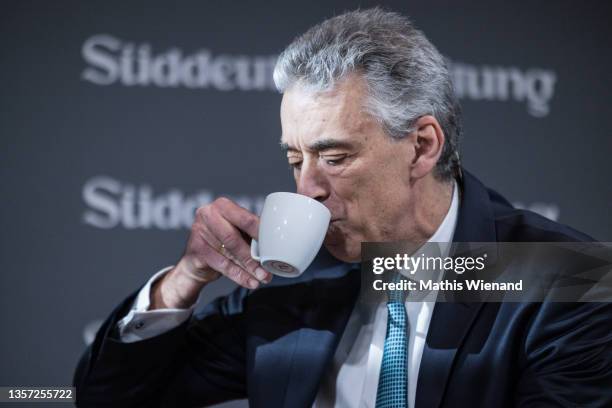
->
xmin=1 ymin=1 xmax=611 ymax=406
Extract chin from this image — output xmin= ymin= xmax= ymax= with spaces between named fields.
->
xmin=323 ymin=223 xmax=361 ymax=262
xmin=323 ymin=238 xmax=360 ymax=263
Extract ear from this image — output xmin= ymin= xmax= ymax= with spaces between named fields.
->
xmin=409 ymin=115 xmax=445 ymax=179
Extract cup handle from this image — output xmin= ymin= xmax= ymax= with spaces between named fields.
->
xmin=250 ymin=239 xmax=261 ymax=262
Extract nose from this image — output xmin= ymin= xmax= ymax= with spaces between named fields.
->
xmin=296 ymin=159 xmax=330 ymax=203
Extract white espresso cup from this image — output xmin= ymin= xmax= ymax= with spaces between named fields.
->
xmin=251 ymin=192 xmax=331 ymax=278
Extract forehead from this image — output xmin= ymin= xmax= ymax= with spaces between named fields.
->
xmin=280 ymin=75 xmax=375 ymax=150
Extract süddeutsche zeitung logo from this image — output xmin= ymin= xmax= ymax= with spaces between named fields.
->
xmin=82 ymin=176 xmax=265 ymax=230
xmin=81 ymin=176 xmax=559 ymax=231
xmin=81 ymin=34 xmax=277 ymax=91
xmin=81 ymin=34 xmax=557 ymax=117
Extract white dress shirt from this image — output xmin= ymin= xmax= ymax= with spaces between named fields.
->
xmin=118 ymin=181 xmax=459 ymax=408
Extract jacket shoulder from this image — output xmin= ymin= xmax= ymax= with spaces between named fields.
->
xmin=487 ymin=188 xmax=595 ymax=243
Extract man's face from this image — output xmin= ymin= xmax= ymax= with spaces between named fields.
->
xmin=280 ymin=74 xmax=417 ymax=262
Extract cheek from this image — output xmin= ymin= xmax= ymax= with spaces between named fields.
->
xmin=340 ymin=174 xmax=401 ymax=230
xmin=330 ymin=177 xmax=376 ymax=226
xmin=328 ymin=177 xmax=360 ymax=215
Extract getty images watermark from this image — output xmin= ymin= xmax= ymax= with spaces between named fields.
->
xmin=361 ymin=242 xmax=612 ymax=303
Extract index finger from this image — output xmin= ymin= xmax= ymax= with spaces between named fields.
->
xmin=215 ymin=197 xmax=260 ymax=239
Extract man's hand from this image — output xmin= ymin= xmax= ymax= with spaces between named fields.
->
xmin=151 ymin=197 xmax=272 ymax=309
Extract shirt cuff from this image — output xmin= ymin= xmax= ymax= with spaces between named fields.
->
xmin=117 ymin=266 xmax=194 ymax=343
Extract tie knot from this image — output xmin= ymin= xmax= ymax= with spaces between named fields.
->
xmin=388 ymin=287 xmax=404 ymax=303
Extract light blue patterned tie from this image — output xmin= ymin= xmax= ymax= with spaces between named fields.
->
xmin=375 ymin=275 xmax=408 ymax=408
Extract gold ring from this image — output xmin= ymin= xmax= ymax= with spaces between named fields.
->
xmin=219 ymin=243 xmax=226 ymax=254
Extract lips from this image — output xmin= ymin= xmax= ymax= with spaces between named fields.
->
xmin=326 ymin=220 xmax=341 ymax=235
xmin=328 ymin=219 xmax=341 ymax=229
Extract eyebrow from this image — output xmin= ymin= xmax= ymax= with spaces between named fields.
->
xmin=280 ymin=138 xmax=354 ymax=153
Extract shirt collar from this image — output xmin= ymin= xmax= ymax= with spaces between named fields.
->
xmin=397 ymin=180 xmax=460 ymax=283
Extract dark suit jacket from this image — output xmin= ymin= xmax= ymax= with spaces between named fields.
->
xmin=74 ymin=170 xmax=612 ymax=407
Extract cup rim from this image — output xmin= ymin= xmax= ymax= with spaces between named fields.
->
xmin=265 ymin=191 xmax=330 ymax=216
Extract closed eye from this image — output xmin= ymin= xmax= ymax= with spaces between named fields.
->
xmin=321 ymin=154 xmax=348 ymax=166
xmin=288 ymin=160 xmax=302 ymax=171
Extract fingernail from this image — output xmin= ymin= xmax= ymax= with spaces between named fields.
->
xmin=255 ymin=267 xmax=267 ymax=281
xmin=248 ymin=278 xmax=259 ymax=289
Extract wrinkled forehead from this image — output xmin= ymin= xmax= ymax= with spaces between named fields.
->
xmin=279 ymin=77 xmax=374 ymax=151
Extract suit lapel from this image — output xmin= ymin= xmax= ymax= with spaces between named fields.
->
xmin=416 ymin=170 xmax=498 ymax=408
xmin=415 ymin=301 xmax=485 ymax=408
xmin=283 ymin=265 xmax=360 ymax=407
xmin=247 ymin=252 xmax=360 ymax=408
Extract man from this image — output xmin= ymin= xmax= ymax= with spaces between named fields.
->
xmin=74 ymin=8 xmax=611 ymax=408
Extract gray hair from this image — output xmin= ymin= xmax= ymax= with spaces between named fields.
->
xmin=273 ymin=7 xmax=462 ymax=180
